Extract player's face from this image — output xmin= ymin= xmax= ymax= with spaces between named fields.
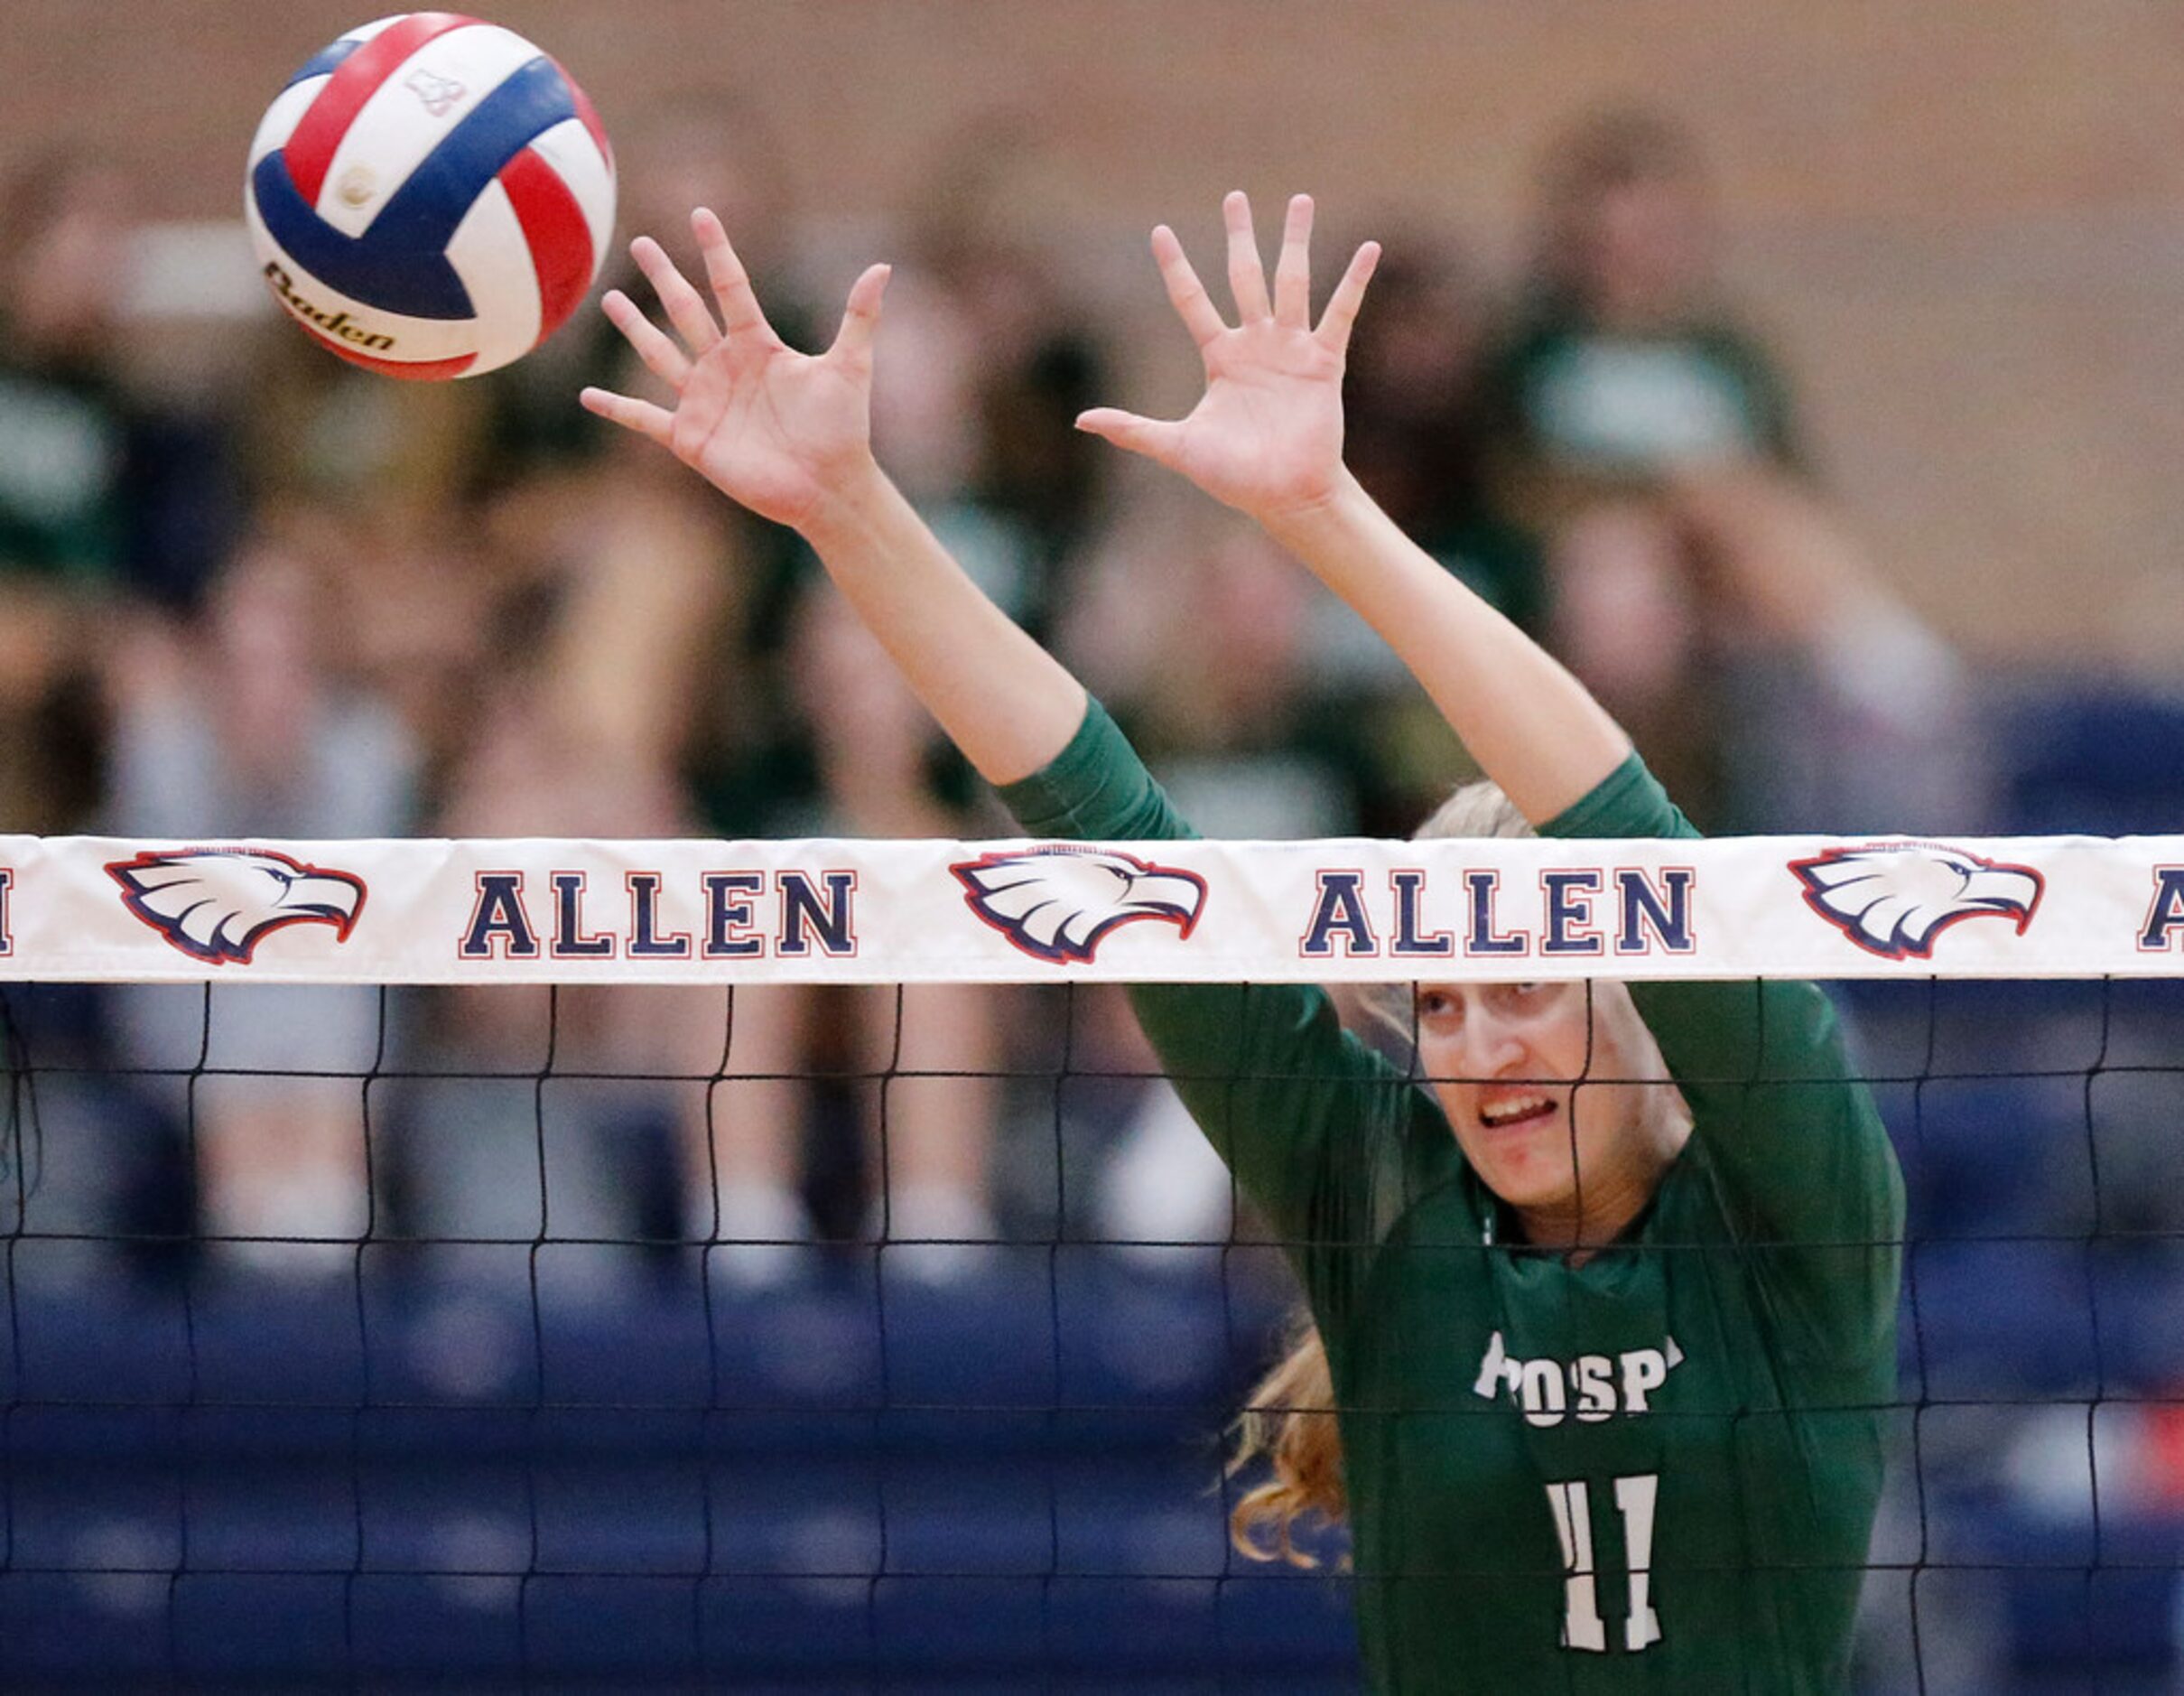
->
xmin=1412 ymin=979 xmax=1661 ymax=1223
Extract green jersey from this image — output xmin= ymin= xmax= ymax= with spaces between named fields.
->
xmin=999 ymin=701 xmax=1904 ymax=1694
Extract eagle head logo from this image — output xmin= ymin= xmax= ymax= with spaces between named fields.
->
xmin=1789 ymin=843 xmax=2043 ymax=961
xmin=950 ymin=847 xmax=1207 ymax=964
xmin=107 ymin=848 xmax=367 ymax=965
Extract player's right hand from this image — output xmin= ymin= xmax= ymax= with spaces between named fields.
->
xmin=581 ymin=208 xmax=890 ymax=536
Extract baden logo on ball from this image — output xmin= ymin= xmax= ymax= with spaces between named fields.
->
xmin=245 ymin=12 xmax=616 ymax=379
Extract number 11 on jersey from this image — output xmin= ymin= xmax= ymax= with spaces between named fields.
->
xmin=1545 ymin=1473 xmax=1662 ymax=1653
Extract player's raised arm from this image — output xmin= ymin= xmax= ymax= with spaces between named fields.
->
xmin=1076 ymin=192 xmax=1630 ymax=826
xmin=581 ymin=209 xmax=1084 ymax=786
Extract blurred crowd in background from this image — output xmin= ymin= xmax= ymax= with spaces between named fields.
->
xmin=0 ymin=98 xmax=1993 ymax=1279
xmin=4 ymin=89 xmax=2182 ymax=1688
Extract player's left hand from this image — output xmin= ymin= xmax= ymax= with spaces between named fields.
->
xmin=1075 ymin=192 xmax=1379 ymax=527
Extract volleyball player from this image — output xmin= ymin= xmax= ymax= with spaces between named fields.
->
xmin=582 ymin=191 xmax=1904 ymax=1692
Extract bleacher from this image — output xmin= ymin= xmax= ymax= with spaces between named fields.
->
xmin=2 ymin=1243 xmax=1360 ymax=1689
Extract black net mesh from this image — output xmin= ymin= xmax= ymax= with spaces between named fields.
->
xmin=1 ymin=972 xmax=2180 ymax=1691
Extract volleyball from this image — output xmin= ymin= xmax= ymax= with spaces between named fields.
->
xmin=244 ymin=13 xmax=615 ymax=379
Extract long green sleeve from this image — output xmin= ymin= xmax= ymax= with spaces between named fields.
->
xmin=1544 ymin=754 xmax=1904 ymax=1355
xmin=997 ymin=700 xmax=1441 ymax=1319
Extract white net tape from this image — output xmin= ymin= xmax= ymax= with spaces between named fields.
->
xmin=0 ymin=831 xmax=2176 ymax=983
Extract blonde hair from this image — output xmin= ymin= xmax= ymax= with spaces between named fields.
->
xmin=1228 ymin=779 xmax=1532 ymax=1563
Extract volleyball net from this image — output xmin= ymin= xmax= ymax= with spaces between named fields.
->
xmin=3 ymin=828 xmax=2181 ymax=1688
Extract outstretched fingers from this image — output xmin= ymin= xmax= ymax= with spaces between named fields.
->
xmin=579 ymin=385 xmax=674 ymax=449
xmin=1222 ymin=191 xmax=1271 ymax=322
xmin=631 ymin=234 xmax=721 ymax=356
xmin=1151 ymin=225 xmax=1226 ymax=349
xmin=691 ymin=208 xmax=774 ymax=340
xmin=1272 ymin=194 xmax=1315 ymax=328
xmin=1074 ymin=406 xmax=1185 ymax=469
xmin=826 ymin=263 xmax=892 ymax=368
xmin=601 ymin=289 xmax=690 ymax=389
xmin=1315 ymin=238 xmax=1382 ymax=354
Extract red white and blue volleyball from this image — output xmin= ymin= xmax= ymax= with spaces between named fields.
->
xmin=246 ymin=14 xmax=615 ymax=379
